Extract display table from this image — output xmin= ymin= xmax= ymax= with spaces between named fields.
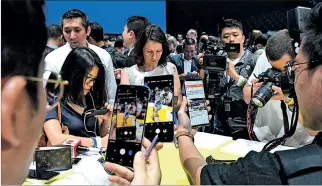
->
xmin=24 ymin=133 xmax=244 ymax=185
xmin=158 ymin=142 xmax=240 ymax=185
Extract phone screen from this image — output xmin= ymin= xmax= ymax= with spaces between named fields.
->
xmin=28 ymin=170 xmax=59 ymax=180
xmin=106 ymin=85 xmax=149 ymax=167
xmin=185 ymin=80 xmax=209 ymax=127
xmin=144 ymin=75 xmax=174 ymax=142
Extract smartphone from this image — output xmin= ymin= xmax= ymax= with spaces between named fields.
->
xmin=72 ymin=157 xmax=82 ymax=165
xmin=87 ymin=108 xmax=109 ymax=117
xmin=105 ymin=85 xmax=149 ymax=168
xmin=184 ymin=79 xmax=209 ymax=127
xmin=144 ymin=75 xmax=174 ymax=142
xmin=28 ymin=169 xmax=59 ymax=180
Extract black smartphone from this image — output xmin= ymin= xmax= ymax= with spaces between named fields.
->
xmin=144 ymin=75 xmax=174 ymax=142
xmin=105 ymin=85 xmax=149 ymax=168
xmin=72 ymin=157 xmax=82 ymax=165
xmin=87 ymin=108 xmax=109 ymax=117
xmin=184 ymin=79 xmax=209 ymax=127
xmin=28 ymin=169 xmax=59 ymax=180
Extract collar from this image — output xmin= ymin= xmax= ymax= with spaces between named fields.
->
xmin=46 ymin=44 xmax=58 ymax=49
xmin=66 ymin=41 xmax=91 ymax=50
xmin=181 ymin=53 xmax=193 ymax=61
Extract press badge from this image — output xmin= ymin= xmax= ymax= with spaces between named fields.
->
xmin=224 ymin=97 xmax=232 ymax=112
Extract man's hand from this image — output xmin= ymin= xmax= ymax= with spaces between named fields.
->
xmin=104 ymin=138 xmax=163 ymax=185
xmin=271 ymin=86 xmax=289 ymax=102
xmin=226 ymin=58 xmax=239 ymax=80
xmin=114 ymin=68 xmax=122 ymax=79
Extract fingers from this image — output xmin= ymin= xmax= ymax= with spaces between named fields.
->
xmin=104 ymin=162 xmax=134 ymax=182
xmin=132 ymin=151 xmax=146 ymax=179
xmin=142 ymin=137 xmax=163 ymax=151
xmin=108 ymin=175 xmax=131 ymax=185
xmin=178 ymin=96 xmax=188 ymax=114
xmin=251 ymin=78 xmax=259 ymax=84
xmin=271 ymin=86 xmax=281 ymax=92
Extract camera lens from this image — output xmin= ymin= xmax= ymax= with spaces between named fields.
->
xmin=252 ymin=82 xmax=275 ymax=108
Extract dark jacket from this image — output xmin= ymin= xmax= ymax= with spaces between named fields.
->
xmin=168 ymin=54 xmax=200 ymax=75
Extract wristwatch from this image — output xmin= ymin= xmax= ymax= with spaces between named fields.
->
xmin=174 ymin=130 xmax=194 ymax=148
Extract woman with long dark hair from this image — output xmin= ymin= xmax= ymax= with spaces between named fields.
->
xmin=44 ymin=47 xmax=111 ymax=148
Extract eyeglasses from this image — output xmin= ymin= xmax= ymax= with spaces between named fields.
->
xmin=85 ymin=76 xmax=97 ymax=84
xmin=25 ymin=74 xmax=69 ymax=111
xmin=284 ymin=59 xmax=311 ymax=84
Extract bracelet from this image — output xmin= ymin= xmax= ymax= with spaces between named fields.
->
xmin=236 ymin=76 xmax=246 ymax=86
xmin=91 ymin=137 xmax=97 ymax=148
xmin=96 ymin=137 xmax=102 ymax=148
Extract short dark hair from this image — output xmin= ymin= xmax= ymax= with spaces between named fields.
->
xmin=183 ymin=38 xmax=196 ymax=49
xmin=61 ymin=9 xmax=89 ymax=32
xmin=265 ymin=29 xmax=295 ymax=62
xmin=47 ymin=24 xmax=62 ymax=39
xmin=2 ymin=0 xmax=47 ymax=109
xmin=60 ymin=47 xmax=107 ymax=108
xmin=126 ymin=16 xmax=151 ymax=40
xmin=302 ymin=2 xmax=322 ymax=69
xmin=219 ymin=19 xmax=243 ymax=35
xmin=89 ymin=22 xmax=104 ymax=41
xmin=133 ymin=24 xmax=170 ymax=67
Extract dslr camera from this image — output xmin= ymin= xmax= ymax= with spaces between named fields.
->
xmin=251 ymin=68 xmax=291 ymax=108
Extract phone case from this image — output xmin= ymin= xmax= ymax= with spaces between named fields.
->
xmin=34 ymin=146 xmax=72 ymax=171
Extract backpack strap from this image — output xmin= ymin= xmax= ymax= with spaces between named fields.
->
xmin=275 ymin=144 xmax=322 ymax=184
xmin=125 ymin=67 xmax=135 ymax=85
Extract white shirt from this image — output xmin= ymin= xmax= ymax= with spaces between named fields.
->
xmin=182 ymin=54 xmax=192 ymax=74
xmin=248 ymin=52 xmax=314 ymax=147
xmin=129 ymin=62 xmax=175 ymax=86
xmin=43 ymin=42 xmax=117 ymax=104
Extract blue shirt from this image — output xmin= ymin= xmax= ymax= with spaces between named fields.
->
xmin=45 ymin=101 xmax=100 ymax=137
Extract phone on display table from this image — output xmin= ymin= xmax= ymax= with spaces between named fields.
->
xmin=105 ymin=85 xmax=149 ymax=168
xmin=144 ymin=75 xmax=174 ymax=142
xmin=184 ymin=79 xmax=209 ymax=127
xmin=28 ymin=169 xmax=60 ymax=180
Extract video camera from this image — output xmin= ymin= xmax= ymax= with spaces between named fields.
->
xmin=202 ymin=42 xmax=241 ymax=100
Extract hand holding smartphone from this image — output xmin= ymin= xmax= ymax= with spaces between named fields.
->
xmin=184 ymin=79 xmax=209 ymax=127
xmin=105 ymin=85 xmax=149 ymax=168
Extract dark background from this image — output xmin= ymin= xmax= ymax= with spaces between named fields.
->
xmin=166 ymin=0 xmax=320 ymax=37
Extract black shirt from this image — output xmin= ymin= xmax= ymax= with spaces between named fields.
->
xmin=200 ymin=138 xmax=322 ymax=185
xmin=45 ymin=101 xmax=99 ymax=137
xmin=200 ymin=151 xmax=282 ymax=185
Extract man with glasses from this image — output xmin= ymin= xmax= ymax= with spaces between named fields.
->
xmin=243 ymin=29 xmax=314 ymax=146
xmin=43 ymin=9 xmax=116 ymax=104
xmin=174 ymin=3 xmax=322 ymax=185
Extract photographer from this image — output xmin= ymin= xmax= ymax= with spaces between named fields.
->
xmin=213 ymin=19 xmax=257 ymax=139
xmin=243 ymin=30 xmax=314 ymax=146
xmin=175 ymin=4 xmax=322 ymax=185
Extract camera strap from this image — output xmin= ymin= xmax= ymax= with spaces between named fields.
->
xmin=280 ymin=101 xmax=290 ymax=135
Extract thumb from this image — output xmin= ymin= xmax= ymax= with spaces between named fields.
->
xmin=133 ymin=151 xmax=146 ymax=180
xmin=178 ymin=96 xmax=188 ymax=114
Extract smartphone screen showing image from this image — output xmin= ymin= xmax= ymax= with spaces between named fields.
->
xmin=184 ymin=79 xmax=209 ymax=127
xmin=106 ymin=85 xmax=149 ymax=168
xmin=144 ymin=75 xmax=174 ymax=142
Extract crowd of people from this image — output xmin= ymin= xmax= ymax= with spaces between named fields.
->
xmin=2 ymin=0 xmax=322 ymax=185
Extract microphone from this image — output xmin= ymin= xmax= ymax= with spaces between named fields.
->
xmin=62 ymin=139 xmax=105 ymax=157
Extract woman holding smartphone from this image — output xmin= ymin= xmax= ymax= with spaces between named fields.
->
xmin=44 ymin=47 xmax=111 ymax=148
xmin=120 ymin=24 xmax=182 ymax=110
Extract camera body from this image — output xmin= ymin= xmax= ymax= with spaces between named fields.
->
xmin=251 ymin=68 xmax=282 ymax=107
